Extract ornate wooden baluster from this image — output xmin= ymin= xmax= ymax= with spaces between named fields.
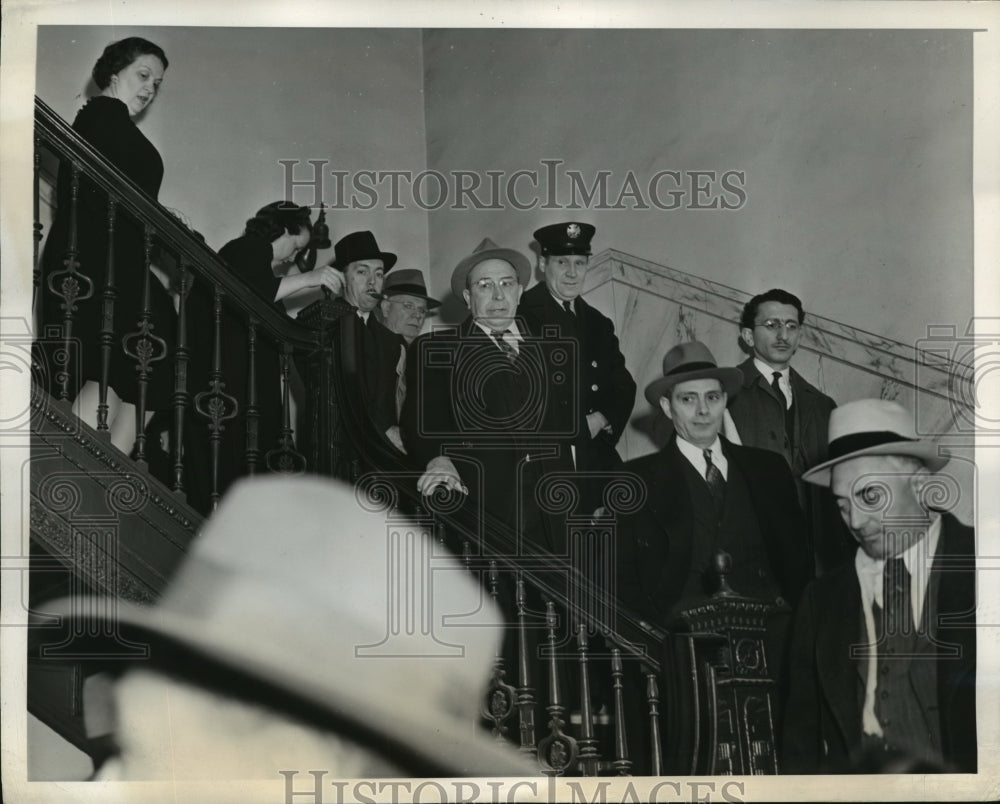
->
xmin=123 ymin=226 xmax=167 ymax=462
xmin=96 ymin=199 xmax=117 ymax=432
xmin=32 ymin=141 xmax=43 ymax=315
xmin=265 ymin=345 xmax=306 ymax=473
xmin=171 ymin=261 xmax=192 ymax=494
xmin=48 ymin=163 xmax=92 ymax=402
xmin=244 ymin=317 xmax=260 ymax=475
xmin=609 ymin=647 xmax=632 ymax=775
xmin=575 ymin=622 xmax=600 ymax=775
xmin=193 ymin=285 xmax=238 ymax=510
xmin=537 ymin=600 xmax=578 ymax=774
xmin=645 ymin=669 xmax=663 ymax=776
xmin=515 ymin=574 xmax=538 ymax=757
xmin=481 ymin=561 xmax=517 ymax=741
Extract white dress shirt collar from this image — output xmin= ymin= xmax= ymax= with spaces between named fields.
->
xmin=675 ymin=434 xmax=728 ymax=481
xmin=754 ymin=358 xmax=792 ymax=407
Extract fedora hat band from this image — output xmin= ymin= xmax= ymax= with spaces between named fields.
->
xmin=385 ymin=283 xmax=429 ymax=296
xmin=827 ymin=431 xmax=917 ymax=462
xmin=666 ymin=360 xmax=716 ymax=377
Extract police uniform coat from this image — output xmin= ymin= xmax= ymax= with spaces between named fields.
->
xmin=518 ymin=283 xmax=636 ymax=502
xmin=781 ymin=514 xmax=976 ymax=773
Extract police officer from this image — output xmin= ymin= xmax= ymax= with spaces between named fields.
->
xmin=519 ymin=222 xmax=637 ymax=514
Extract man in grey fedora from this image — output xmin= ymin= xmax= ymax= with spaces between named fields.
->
xmin=378 ymin=268 xmax=441 ymax=346
xmin=783 ymin=399 xmax=976 ymax=773
xmin=616 ymin=341 xmax=810 ymax=623
xmin=614 ymin=341 xmax=809 ymax=774
xmin=400 ymin=237 xmax=575 ymax=556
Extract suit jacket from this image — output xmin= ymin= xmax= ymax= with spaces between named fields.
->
xmin=782 ymin=513 xmax=977 ymax=773
xmin=332 ymin=299 xmax=404 ymax=437
xmin=400 ymin=316 xmax=575 ymax=552
xmin=518 ymin=283 xmax=636 ymax=474
xmin=728 ymin=357 xmax=850 ymax=574
xmin=615 ymin=435 xmax=810 ymax=623
xmin=728 ymin=357 xmax=835 ymax=475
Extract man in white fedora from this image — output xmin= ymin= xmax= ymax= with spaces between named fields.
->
xmin=782 ymin=399 xmax=976 ymax=773
xmin=34 ymin=476 xmax=531 ymax=783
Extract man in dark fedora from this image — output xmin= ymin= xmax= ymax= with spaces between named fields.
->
xmin=379 ymin=268 xmax=441 ymax=346
xmin=34 ymin=476 xmax=531 ymax=783
xmin=323 ymin=230 xmax=407 ymax=455
xmin=783 ymin=399 xmax=976 ymax=773
xmin=518 ymin=222 xmax=636 ymax=515
xmin=400 ymin=238 xmax=575 ymax=555
xmin=616 ymin=341 xmax=810 ymax=622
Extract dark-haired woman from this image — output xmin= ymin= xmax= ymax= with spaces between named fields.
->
xmin=39 ymin=37 xmax=175 ymax=454
xmin=185 ymin=202 xmax=342 ymax=513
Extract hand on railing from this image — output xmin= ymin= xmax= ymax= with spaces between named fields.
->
xmin=417 ymin=455 xmax=468 ymax=496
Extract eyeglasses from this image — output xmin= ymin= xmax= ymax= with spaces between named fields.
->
xmin=384 ymin=299 xmax=429 ymax=317
xmin=471 ymin=277 xmax=519 ymax=294
xmin=754 ymin=319 xmax=800 ymax=333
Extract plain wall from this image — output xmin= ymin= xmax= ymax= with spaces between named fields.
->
xmin=422 ymin=29 xmax=973 ymax=347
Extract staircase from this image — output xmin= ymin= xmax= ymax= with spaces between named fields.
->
xmin=24 ymin=94 xmax=975 ymax=778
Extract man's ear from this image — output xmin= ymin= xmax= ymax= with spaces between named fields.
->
xmin=740 ymin=327 xmax=755 ymax=350
xmin=462 ymin=289 xmax=471 ymax=309
xmin=658 ymin=397 xmax=673 ymax=420
xmin=908 ymin=465 xmax=933 ymax=506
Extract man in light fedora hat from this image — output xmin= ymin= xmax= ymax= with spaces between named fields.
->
xmin=783 ymin=399 xmax=976 ymax=773
xmin=616 ymin=341 xmax=809 ymax=622
xmin=400 ymin=237 xmax=574 ymax=555
xmin=32 ymin=476 xmax=532 ymax=783
xmin=518 ymin=222 xmax=637 ymax=515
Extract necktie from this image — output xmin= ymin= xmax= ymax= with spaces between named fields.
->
xmin=562 ymin=300 xmax=574 ymax=315
xmin=703 ymin=448 xmax=726 ymax=508
xmin=394 ymin=344 xmax=407 ymax=420
xmin=771 ymin=371 xmax=786 ymax=408
xmin=882 ymin=556 xmax=913 ymax=638
xmin=491 ymin=329 xmax=517 ymax=362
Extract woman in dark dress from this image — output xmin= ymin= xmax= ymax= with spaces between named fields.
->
xmin=185 ymin=202 xmax=343 ymax=513
xmin=38 ymin=37 xmax=176 ymax=453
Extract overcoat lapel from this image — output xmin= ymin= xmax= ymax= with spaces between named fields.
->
xmin=816 ymin=569 xmax=864 ymax=745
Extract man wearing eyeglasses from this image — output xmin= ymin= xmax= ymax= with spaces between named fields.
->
xmin=401 ymin=238 xmax=575 ymax=556
xmin=728 ymin=288 xmax=848 ymax=575
xmin=379 ymin=269 xmax=440 ymax=345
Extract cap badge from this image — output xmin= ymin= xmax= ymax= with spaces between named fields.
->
xmin=566 ymin=223 xmax=581 ymax=239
